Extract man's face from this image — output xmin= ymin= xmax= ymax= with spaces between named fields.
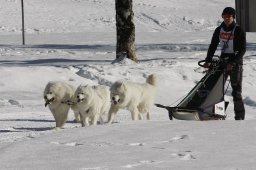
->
xmin=222 ymin=14 xmax=234 ymax=26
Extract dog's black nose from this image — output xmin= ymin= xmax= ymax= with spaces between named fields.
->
xmin=112 ymin=97 xmax=115 ymax=100
xmin=44 ymin=96 xmax=47 ymax=100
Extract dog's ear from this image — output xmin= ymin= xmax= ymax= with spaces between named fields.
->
xmin=76 ymin=85 xmax=81 ymax=91
xmin=120 ymin=82 xmax=127 ymax=90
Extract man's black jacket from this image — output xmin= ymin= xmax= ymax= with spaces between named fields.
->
xmin=206 ymin=21 xmax=246 ymax=65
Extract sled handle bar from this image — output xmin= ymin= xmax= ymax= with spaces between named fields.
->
xmin=198 ymin=55 xmax=220 ymax=68
xmin=198 ymin=59 xmax=220 ymax=68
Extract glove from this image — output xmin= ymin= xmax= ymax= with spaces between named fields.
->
xmin=203 ymin=62 xmax=210 ymax=68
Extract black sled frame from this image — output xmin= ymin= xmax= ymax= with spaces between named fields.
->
xmin=156 ymin=56 xmax=229 ymax=121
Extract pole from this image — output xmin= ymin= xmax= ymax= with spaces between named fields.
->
xmin=21 ymin=0 xmax=25 ymax=45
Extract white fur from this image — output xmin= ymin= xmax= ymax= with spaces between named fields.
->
xmin=108 ymin=74 xmax=158 ymax=123
xmin=43 ymin=81 xmax=80 ymax=128
xmin=74 ymin=85 xmax=110 ymax=127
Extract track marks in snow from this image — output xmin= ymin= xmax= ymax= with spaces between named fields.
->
xmin=50 ymin=140 xmax=115 ymax=148
xmin=154 ymin=134 xmax=189 ymax=144
xmin=50 ymin=141 xmax=83 ymax=147
xmin=244 ymin=97 xmax=256 ymax=107
xmin=48 ymin=134 xmax=193 ymax=169
xmin=128 ymin=142 xmax=145 ymax=146
xmin=140 ymin=13 xmax=164 ymax=29
xmin=170 ymin=134 xmax=189 ymax=141
xmin=127 ymin=135 xmax=189 ymax=147
xmin=73 ymin=64 xmax=155 ymax=87
xmin=126 ymin=134 xmax=188 ymax=147
xmin=167 ymin=135 xmax=197 ymax=161
xmin=75 ymin=65 xmax=113 ymax=86
xmin=173 ymin=134 xmax=188 ymax=140
xmin=81 ymin=160 xmax=163 ymax=170
xmin=80 ymin=167 xmax=108 ymax=170
xmin=0 ymin=98 xmax=23 ymax=108
xmin=136 ymin=2 xmax=157 ymax=8
xmin=123 ymin=134 xmax=195 ymax=168
xmin=121 ymin=160 xmax=163 ymax=169
xmin=87 ymin=141 xmax=114 ymax=147
xmin=171 ymin=151 xmax=196 ymax=161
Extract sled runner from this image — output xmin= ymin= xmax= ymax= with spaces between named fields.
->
xmin=156 ymin=56 xmax=229 ymax=121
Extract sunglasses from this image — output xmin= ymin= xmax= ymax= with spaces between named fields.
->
xmin=222 ymin=14 xmax=233 ymax=19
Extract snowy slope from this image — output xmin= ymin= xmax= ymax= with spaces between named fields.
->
xmin=1 ymin=0 xmax=232 ymax=34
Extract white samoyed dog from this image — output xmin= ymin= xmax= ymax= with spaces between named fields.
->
xmin=74 ymin=85 xmax=110 ymax=127
xmin=44 ymin=81 xmax=80 ymax=128
xmin=108 ymin=74 xmax=158 ymax=124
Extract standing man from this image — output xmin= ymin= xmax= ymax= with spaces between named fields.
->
xmin=204 ymin=7 xmax=246 ymax=120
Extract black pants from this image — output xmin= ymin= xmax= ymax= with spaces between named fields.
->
xmin=226 ymin=65 xmax=245 ymax=120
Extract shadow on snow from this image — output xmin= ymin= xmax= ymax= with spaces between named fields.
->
xmin=0 ymin=43 xmax=255 ymax=66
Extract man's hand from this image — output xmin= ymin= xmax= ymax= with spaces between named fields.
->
xmin=203 ymin=62 xmax=210 ymax=68
xmin=226 ymin=63 xmax=233 ymax=75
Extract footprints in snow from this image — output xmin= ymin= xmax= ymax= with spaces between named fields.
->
xmin=127 ymin=134 xmax=188 ymax=146
xmin=73 ymin=65 xmax=152 ymax=87
xmin=136 ymin=2 xmax=157 ymax=8
xmin=128 ymin=142 xmax=145 ymax=146
xmin=158 ymin=134 xmax=188 ymax=143
xmin=244 ymin=96 xmax=256 ymax=107
xmin=74 ymin=65 xmax=113 ymax=86
xmin=49 ymin=134 xmax=190 ymax=149
xmin=121 ymin=160 xmax=163 ymax=169
xmin=50 ymin=134 xmax=195 ymax=170
xmin=80 ymin=167 xmax=108 ymax=170
xmin=128 ymin=135 xmax=196 ymax=161
xmin=171 ymin=151 xmax=196 ymax=161
xmin=50 ymin=141 xmax=114 ymax=147
xmin=0 ymin=98 xmax=23 ymax=108
xmin=80 ymin=161 xmax=161 ymax=170
xmin=50 ymin=141 xmax=83 ymax=147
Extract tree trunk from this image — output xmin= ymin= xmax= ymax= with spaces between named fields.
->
xmin=115 ymin=0 xmax=137 ymax=62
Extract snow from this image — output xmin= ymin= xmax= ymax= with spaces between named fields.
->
xmin=1 ymin=0 xmax=256 ymax=169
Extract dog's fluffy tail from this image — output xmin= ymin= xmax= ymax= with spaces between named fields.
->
xmin=146 ymin=74 xmax=157 ymax=86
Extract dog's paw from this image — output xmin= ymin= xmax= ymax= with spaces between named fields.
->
xmin=105 ymin=121 xmax=112 ymax=126
xmin=53 ymin=127 xmax=64 ymax=130
xmin=73 ymin=119 xmax=81 ymax=123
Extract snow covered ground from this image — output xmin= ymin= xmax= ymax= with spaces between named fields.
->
xmin=1 ymin=0 xmax=256 ymax=169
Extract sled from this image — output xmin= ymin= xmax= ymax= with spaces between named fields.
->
xmin=156 ymin=56 xmax=229 ymax=121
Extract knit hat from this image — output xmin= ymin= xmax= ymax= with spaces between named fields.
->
xmin=222 ymin=7 xmax=236 ymax=18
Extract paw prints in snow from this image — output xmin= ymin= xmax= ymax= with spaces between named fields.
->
xmin=50 ymin=141 xmax=83 ymax=147
xmin=171 ymin=151 xmax=196 ymax=161
xmin=121 ymin=160 xmax=163 ymax=169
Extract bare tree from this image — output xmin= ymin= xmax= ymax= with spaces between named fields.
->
xmin=115 ymin=0 xmax=137 ymax=62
